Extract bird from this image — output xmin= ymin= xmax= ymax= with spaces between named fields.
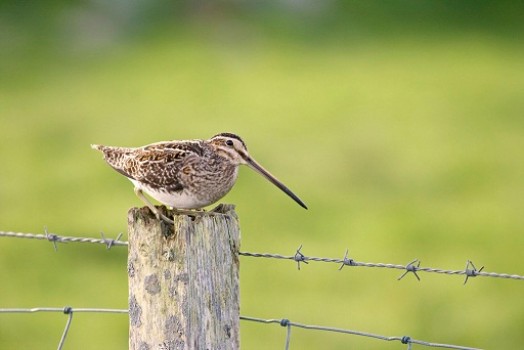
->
xmin=91 ymin=132 xmax=307 ymax=223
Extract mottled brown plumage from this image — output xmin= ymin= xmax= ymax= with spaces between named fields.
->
xmin=92 ymin=133 xmax=306 ymax=223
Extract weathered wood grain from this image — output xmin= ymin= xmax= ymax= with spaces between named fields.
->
xmin=128 ymin=205 xmax=240 ymax=350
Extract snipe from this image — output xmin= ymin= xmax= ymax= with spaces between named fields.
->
xmin=92 ymin=133 xmax=307 ymax=223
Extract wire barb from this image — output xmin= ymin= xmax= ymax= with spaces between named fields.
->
xmin=44 ymin=226 xmax=60 ymax=251
xmin=0 ymin=230 xmax=128 ymax=249
xmin=236 ymin=247 xmax=524 ymax=283
xmin=100 ymin=232 xmax=123 ymax=250
xmin=2 ymin=230 xmax=523 ymax=282
xmin=463 ymin=260 xmax=484 ymax=285
xmin=293 ymin=245 xmax=308 ymax=270
xmin=0 ymin=229 xmax=518 ymax=349
xmin=398 ymin=259 xmax=421 ymax=281
xmin=338 ymin=249 xmax=357 ymax=270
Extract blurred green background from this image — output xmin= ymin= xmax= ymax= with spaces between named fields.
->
xmin=1 ymin=1 xmax=524 ymax=349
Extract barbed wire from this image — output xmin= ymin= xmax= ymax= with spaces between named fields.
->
xmin=1 ymin=231 xmax=523 ymax=283
xmin=0 ymin=229 xmax=127 ymax=251
xmin=239 ymin=245 xmax=524 ymax=283
xmin=0 ymin=307 xmax=481 ymax=350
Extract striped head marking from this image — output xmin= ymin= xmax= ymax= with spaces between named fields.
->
xmin=210 ymin=133 xmax=249 ymax=164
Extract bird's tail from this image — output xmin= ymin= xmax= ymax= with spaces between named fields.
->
xmin=91 ymin=144 xmax=105 ymax=151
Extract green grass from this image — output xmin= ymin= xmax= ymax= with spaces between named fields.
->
xmin=1 ymin=24 xmax=524 ymax=349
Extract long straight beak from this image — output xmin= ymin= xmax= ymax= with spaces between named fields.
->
xmin=245 ymin=156 xmax=308 ymax=209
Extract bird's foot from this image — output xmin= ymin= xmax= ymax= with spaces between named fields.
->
xmin=171 ymin=208 xmax=221 ymax=217
xmin=169 ymin=204 xmax=232 ymax=218
xmin=208 ymin=203 xmax=231 ymax=215
xmin=151 ymin=207 xmax=175 ymax=225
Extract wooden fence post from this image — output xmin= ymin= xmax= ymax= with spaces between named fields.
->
xmin=127 ymin=205 xmax=240 ymax=350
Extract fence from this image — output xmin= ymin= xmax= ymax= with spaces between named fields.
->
xmin=2 ymin=230 xmax=521 ymax=283
xmin=2 ymin=208 xmax=523 ymax=349
xmin=0 ymin=307 xmax=481 ymax=350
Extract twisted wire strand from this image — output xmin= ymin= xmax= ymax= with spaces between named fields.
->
xmin=0 ymin=307 xmax=128 ymax=314
xmin=1 ymin=231 xmax=523 ymax=281
xmin=0 ymin=230 xmax=128 ymax=248
xmin=239 ymin=316 xmax=482 ymax=350
xmin=0 ymin=308 xmax=480 ymax=350
xmin=0 ymin=307 xmax=128 ymax=350
xmin=238 ymin=250 xmax=524 ymax=281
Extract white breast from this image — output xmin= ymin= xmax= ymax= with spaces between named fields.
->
xmin=129 ymin=179 xmax=226 ymax=209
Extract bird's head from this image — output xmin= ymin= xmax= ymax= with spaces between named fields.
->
xmin=209 ymin=132 xmax=307 ymax=209
xmin=210 ymin=133 xmax=249 ymax=165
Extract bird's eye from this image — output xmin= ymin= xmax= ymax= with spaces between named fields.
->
xmin=226 ymin=140 xmax=234 ymax=146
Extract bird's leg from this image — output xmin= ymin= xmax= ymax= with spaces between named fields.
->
xmin=134 ymin=187 xmax=174 ymax=224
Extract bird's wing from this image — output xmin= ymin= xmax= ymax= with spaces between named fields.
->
xmin=96 ymin=142 xmax=204 ymax=192
xmin=128 ymin=147 xmax=191 ymax=192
